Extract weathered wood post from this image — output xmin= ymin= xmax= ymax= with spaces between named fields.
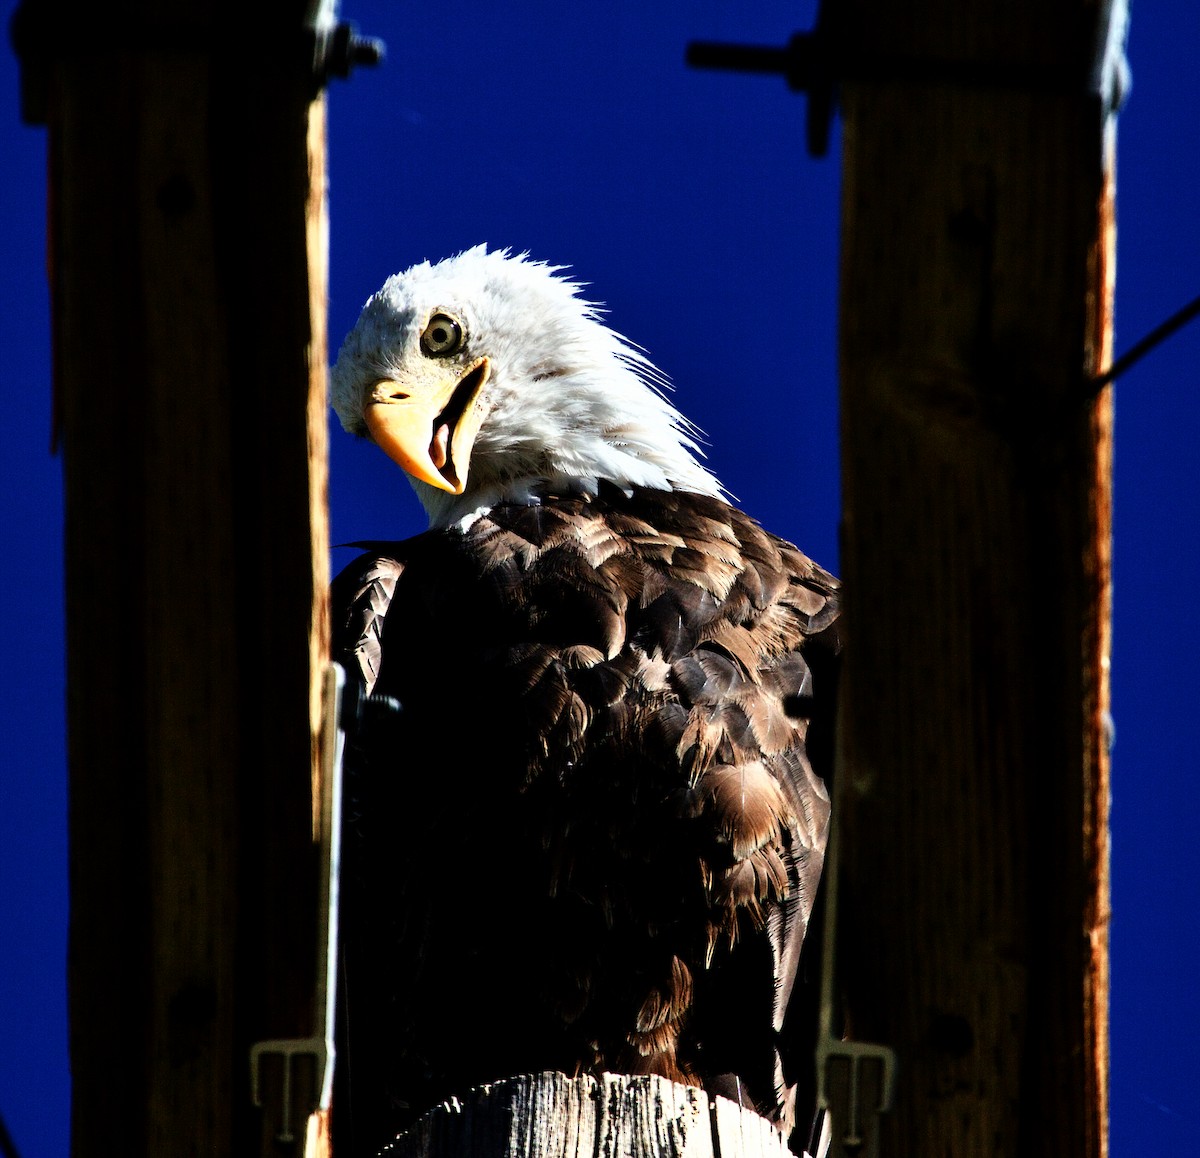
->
xmin=835 ymin=1 xmax=1119 ymax=1154
xmin=378 ymin=1074 xmax=801 ymax=1158
xmin=14 ymin=0 xmax=341 ymax=1152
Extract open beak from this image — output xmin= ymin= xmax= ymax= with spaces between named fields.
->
xmin=363 ymin=357 xmax=490 ymax=494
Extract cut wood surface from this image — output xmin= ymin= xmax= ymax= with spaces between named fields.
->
xmin=379 ymin=1073 xmax=795 ymax=1158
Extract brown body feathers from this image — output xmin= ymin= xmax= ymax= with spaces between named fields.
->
xmin=333 ymin=483 xmax=839 ymax=1155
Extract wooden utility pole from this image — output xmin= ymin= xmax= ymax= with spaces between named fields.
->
xmin=835 ymin=2 xmax=1118 ymax=1155
xmin=13 ymin=0 xmax=348 ymax=1152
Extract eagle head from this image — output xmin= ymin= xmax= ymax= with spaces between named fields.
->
xmin=331 ymin=247 xmax=724 ymax=527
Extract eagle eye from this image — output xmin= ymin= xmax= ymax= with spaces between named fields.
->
xmin=420 ymin=312 xmax=465 ymax=358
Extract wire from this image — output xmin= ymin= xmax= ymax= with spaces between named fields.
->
xmin=1090 ymin=290 xmax=1200 ymax=395
xmin=0 ymin=1109 xmax=24 ymax=1158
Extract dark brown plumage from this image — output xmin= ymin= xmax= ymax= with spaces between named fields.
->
xmin=332 ymin=482 xmax=839 ymax=1155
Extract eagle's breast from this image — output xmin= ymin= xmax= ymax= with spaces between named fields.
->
xmin=333 ymin=483 xmax=839 ymax=1151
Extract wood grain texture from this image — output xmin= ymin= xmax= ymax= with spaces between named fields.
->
xmin=49 ymin=4 xmax=330 ymax=1153
xmin=380 ymin=1073 xmax=793 ymax=1158
xmin=835 ymin=2 xmax=1113 ymax=1155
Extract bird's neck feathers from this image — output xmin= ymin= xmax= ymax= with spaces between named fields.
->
xmin=417 ymin=318 xmax=726 ymax=531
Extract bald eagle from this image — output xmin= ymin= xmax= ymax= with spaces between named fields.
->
xmin=330 ymin=248 xmax=839 ymax=1157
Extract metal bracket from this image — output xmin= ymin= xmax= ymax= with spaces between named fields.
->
xmin=308 ymin=12 xmax=385 ymax=93
xmin=249 ymin=1036 xmax=329 ymax=1146
xmin=250 ymin=663 xmax=346 ymax=1144
xmin=811 ymin=759 xmax=898 ymax=1156
xmin=686 ymin=0 xmax=840 ymax=157
xmin=816 ymin=1037 xmax=897 ymax=1157
xmin=687 ymin=0 xmax=1130 ymax=160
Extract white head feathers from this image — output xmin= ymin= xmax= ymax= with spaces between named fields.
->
xmin=331 ymin=247 xmax=725 ymax=529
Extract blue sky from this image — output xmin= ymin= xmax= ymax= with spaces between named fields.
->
xmin=2 ymin=2 xmax=1198 ymax=1153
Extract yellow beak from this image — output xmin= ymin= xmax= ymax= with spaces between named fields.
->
xmin=363 ymin=357 xmax=490 ymax=494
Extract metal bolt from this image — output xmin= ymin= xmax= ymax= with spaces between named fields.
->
xmin=324 ymin=21 xmax=385 ymax=81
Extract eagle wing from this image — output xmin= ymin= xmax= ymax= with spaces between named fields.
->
xmin=332 ymin=553 xmax=404 ymax=700
xmin=332 ymin=485 xmax=839 ymax=1152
